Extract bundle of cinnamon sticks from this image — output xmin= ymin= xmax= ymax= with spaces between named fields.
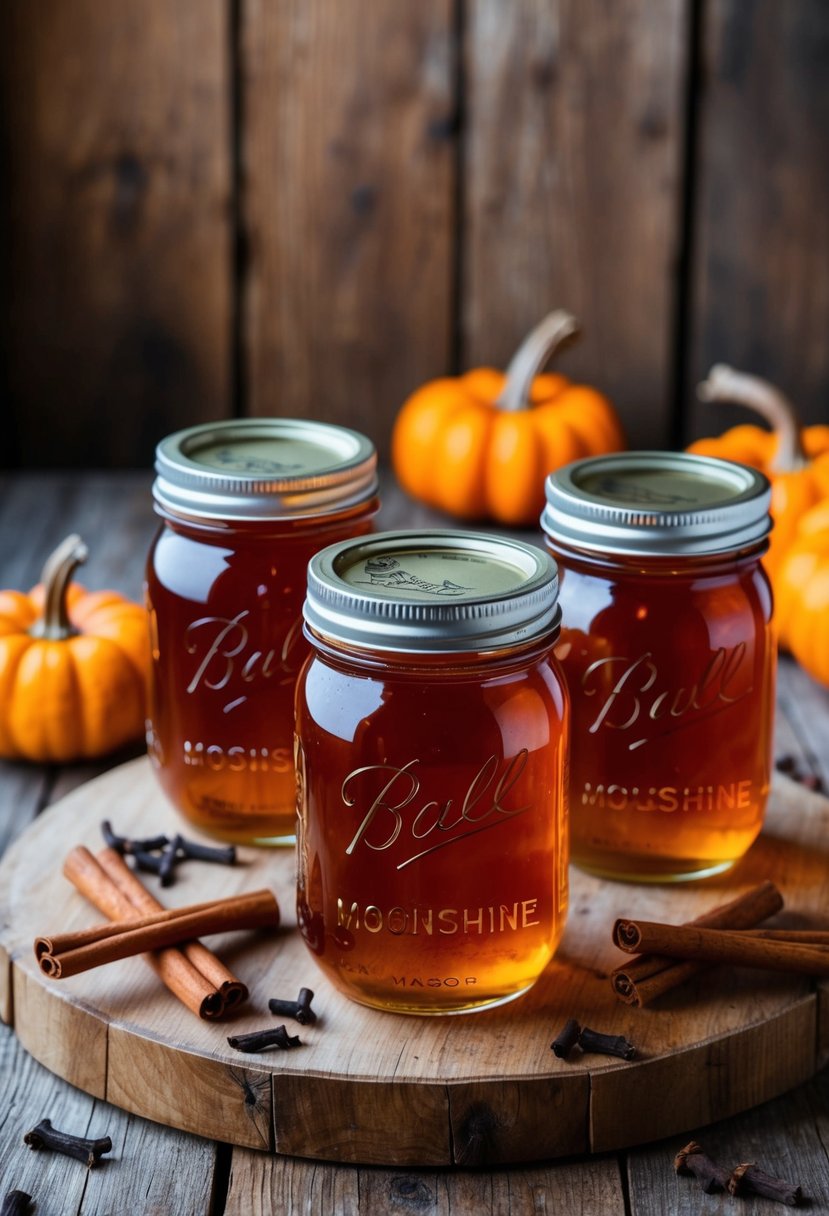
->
xmin=611 ymin=880 xmax=829 ymax=1007
xmin=35 ymin=845 xmax=281 ymax=1020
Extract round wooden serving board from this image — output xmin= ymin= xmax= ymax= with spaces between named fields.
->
xmin=1 ymin=759 xmax=828 ymax=1167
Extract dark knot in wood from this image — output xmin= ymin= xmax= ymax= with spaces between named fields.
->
xmin=388 ymin=1176 xmax=434 ymax=1208
xmin=455 ymin=1102 xmax=501 ymax=1167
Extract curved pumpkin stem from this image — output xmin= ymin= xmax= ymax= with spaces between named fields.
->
xmin=495 ymin=310 xmax=581 ymax=413
xmin=697 ymin=364 xmax=806 ymax=473
xmin=30 ymin=534 xmax=89 ymax=640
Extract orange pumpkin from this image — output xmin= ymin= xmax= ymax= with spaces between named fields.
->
xmin=774 ymin=500 xmax=829 ymax=683
xmin=690 ymin=365 xmax=829 ymax=585
xmin=392 ymin=311 xmax=625 ymax=526
xmin=0 ymin=535 xmax=150 ymax=762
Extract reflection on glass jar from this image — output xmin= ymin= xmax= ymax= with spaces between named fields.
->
xmin=296 ymin=530 xmax=569 ymax=1015
xmin=146 ymin=418 xmax=378 ymax=845
xmin=542 ymin=451 xmax=774 ymax=882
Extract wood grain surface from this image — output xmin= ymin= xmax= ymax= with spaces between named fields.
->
xmin=1 ymin=473 xmax=829 ymax=1212
xmin=5 ymin=4 xmax=829 ymax=470
xmin=241 ymin=0 xmax=455 ymax=457
xmin=463 ymin=0 xmax=688 ymax=449
xmin=0 ymin=1 xmax=232 ymax=467
xmin=1 ymin=757 xmax=827 ymax=1168
xmin=0 ymin=1025 xmax=218 ymax=1216
xmin=688 ymin=0 xmax=829 ymax=441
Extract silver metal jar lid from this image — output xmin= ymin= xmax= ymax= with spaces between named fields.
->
xmin=541 ymin=451 xmax=772 ymax=557
xmin=153 ymin=418 xmax=377 ymax=521
xmin=304 ymin=530 xmax=560 ymax=653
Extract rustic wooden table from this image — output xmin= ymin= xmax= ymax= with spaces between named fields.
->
xmin=1 ymin=471 xmax=828 ymax=1215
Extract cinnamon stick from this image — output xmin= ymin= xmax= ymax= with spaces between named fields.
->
xmin=610 ymin=881 xmax=784 ymax=1007
xmin=613 ymin=918 xmax=829 ymax=976
xmin=95 ymin=847 xmax=249 ymax=1009
xmin=35 ymin=889 xmax=279 ymax=979
xmin=63 ymin=846 xmax=247 ymax=1018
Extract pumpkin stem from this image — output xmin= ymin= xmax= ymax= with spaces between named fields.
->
xmin=495 ymin=310 xmax=581 ymax=413
xmin=30 ymin=534 xmax=89 ymax=640
xmin=697 ymin=364 xmax=806 ymax=473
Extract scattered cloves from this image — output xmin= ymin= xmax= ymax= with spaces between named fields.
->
xmin=268 ymin=987 xmax=317 ymax=1026
xmin=551 ymin=1018 xmax=581 ymax=1059
xmin=729 ymin=1161 xmax=803 ymax=1206
xmin=1 ymin=1192 xmax=32 ymax=1216
xmin=578 ymin=1026 xmax=636 ymax=1060
xmin=24 ymin=1118 xmax=112 ymax=1169
xmin=100 ymin=823 xmax=237 ymax=889
xmin=674 ymin=1140 xmax=731 ymax=1194
xmin=227 ymin=1025 xmax=301 ymax=1053
xmin=101 ymin=820 xmax=169 ymax=856
xmin=675 ymin=1141 xmax=805 ymax=1206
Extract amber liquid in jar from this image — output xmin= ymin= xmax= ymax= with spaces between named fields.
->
xmin=296 ymin=528 xmax=568 ymax=1015
xmin=296 ymin=639 xmax=569 ymax=1014
xmin=146 ymin=506 xmax=376 ymax=845
xmin=544 ymin=448 xmax=775 ymax=882
xmin=146 ymin=416 xmax=378 ymax=846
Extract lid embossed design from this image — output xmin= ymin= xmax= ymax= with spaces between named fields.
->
xmin=304 ymin=530 xmax=560 ymax=653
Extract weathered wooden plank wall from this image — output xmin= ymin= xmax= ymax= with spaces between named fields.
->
xmin=690 ymin=0 xmax=829 ymax=439
xmin=463 ymin=0 xmax=688 ymax=449
xmin=0 ymin=0 xmax=232 ymax=467
xmin=241 ymin=0 xmax=455 ymax=451
xmin=1 ymin=0 xmax=827 ymax=468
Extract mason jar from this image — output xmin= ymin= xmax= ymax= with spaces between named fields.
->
xmin=542 ymin=451 xmax=774 ymax=882
xmin=146 ymin=418 xmax=378 ymax=845
xmin=295 ymin=529 xmax=569 ymax=1014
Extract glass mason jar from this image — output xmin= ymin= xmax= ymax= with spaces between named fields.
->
xmin=541 ymin=451 xmax=774 ymax=883
xmin=295 ymin=530 xmax=569 ymax=1015
xmin=146 ymin=418 xmax=378 ymax=846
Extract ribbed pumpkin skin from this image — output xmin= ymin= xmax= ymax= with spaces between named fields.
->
xmin=687 ymin=437 xmax=829 ymax=583
xmin=0 ymin=580 xmax=149 ymax=762
xmin=392 ymin=368 xmax=624 ymax=526
xmin=690 ymin=367 xmax=829 ymax=592
xmin=775 ymin=501 xmax=829 ymax=685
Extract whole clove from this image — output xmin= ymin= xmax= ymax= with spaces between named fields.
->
xmin=132 ymin=844 xmax=179 ymax=887
xmin=729 ymin=1161 xmax=803 ymax=1206
xmin=174 ymin=835 xmax=236 ymax=866
xmin=550 ymin=1017 xmax=581 ymax=1059
xmin=1 ymin=1192 xmax=32 ymax=1216
xmin=131 ymin=849 xmax=166 ymax=877
xmin=101 ymin=820 xmax=169 ymax=856
xmin=268 ymin=987 xmax=317 ymax=1026
xmin=227 ymin=1025 xmax=301 ymax=1053
xmin=24 ymin=1118 xmax=112 ymax=1168
xmin=158 ymin=842 xmax=178 ymax=888
xmin=578 ymin=1026 xmax=636 ymax=1060
xmin=674 ymin=1140 xmax=731 ymax=1194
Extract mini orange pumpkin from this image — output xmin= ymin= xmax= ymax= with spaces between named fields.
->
xmin=691 ymin=365 xmax=829 ymax=585
xmin=392 ymin=311 xmax=625 ymax=526
xmin=0 ymin=535 xmax=150 ymax=762
xmin=774 ymin=501 xmax=829 ymax=683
